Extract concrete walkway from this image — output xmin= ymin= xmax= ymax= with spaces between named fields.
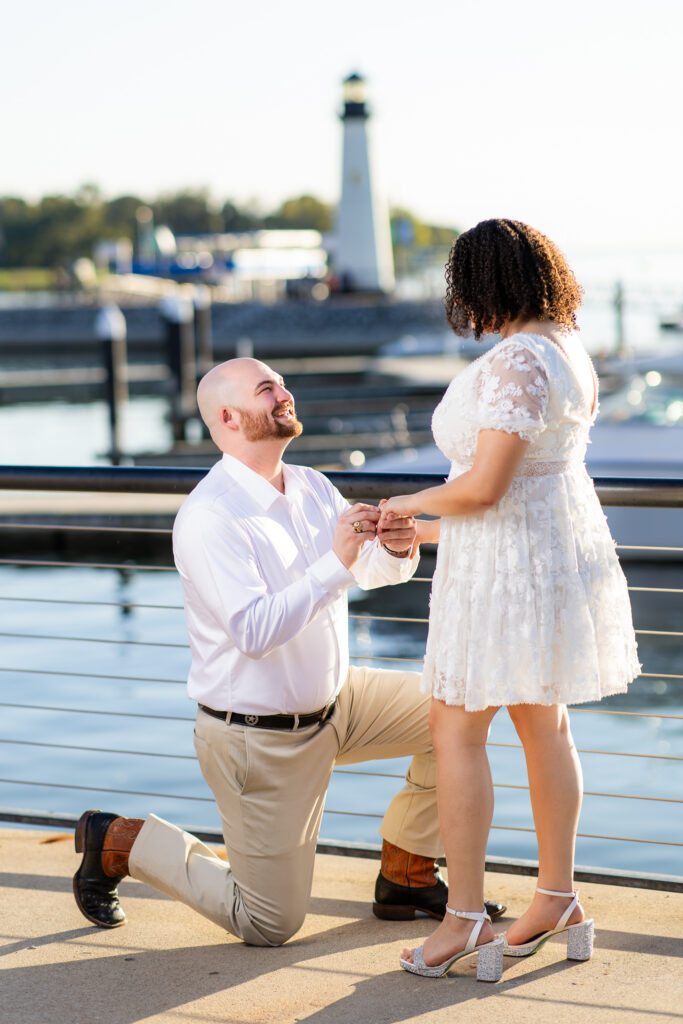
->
xmin=1 ymin=828 xmax=680 ymax=1024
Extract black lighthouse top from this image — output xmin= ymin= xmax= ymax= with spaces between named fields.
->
xmin=341 ymin=73 xmax=369 ymax=120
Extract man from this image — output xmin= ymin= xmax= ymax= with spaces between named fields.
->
xmin=72 ymin=358 xmax=504 ymax=945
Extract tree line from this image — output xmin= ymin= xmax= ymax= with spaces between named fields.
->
xmin=0 ymin=185 xmax=457 ymax=269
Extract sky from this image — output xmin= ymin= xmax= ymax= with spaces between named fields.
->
xmin=3 ymin=0 xmax=682 ymax=254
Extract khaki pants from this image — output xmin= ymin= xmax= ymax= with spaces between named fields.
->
xmin=129 ymin=665 xmax=438 ymax=946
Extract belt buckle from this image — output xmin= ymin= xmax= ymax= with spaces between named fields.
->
xmin=244 ymin=714 xmax=259 ymax=726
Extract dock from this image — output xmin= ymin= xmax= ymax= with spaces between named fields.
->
xmin=1 ymin=827 xmax=681 ymax=1024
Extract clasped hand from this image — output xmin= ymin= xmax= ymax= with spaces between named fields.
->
xmin=333 ymin=500 xmax=417 ymax=569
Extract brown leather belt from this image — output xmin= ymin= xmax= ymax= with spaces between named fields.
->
xmin=199 ymin=699 xmax=337 ymax=731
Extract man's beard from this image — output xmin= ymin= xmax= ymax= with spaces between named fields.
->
xmin=237 ymin=403 xmax=303 ymax=442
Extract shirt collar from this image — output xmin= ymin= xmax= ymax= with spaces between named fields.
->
xmin=220 ymin=453 xmax=282 ymax=510
xmin=281 ymin=463 xmax=306 ymax=505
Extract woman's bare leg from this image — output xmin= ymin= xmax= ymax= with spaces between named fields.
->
xmin=402 ymin=699 xmax=499 ymax=966
xmin=505 ymin=704 xmax=585 ymax=944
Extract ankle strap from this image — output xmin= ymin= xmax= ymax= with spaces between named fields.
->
xmin=536 ymin=887 xmax=576 ymax=898
xmin=536 ymin=888 xmax=578 ymax=930
xmin=445 ymin=906 xmax=491 ymax=953
xmin=447 ymin=908 xmax=492 ymax=922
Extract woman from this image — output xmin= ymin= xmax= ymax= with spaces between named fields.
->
xmin=379 ymin=219 xmax=639 ymax=981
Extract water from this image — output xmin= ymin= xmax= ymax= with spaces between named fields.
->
xmin=0 ymin=397 xmax=173 ymax=467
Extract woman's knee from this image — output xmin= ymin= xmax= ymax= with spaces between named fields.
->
xmin=428 ymin=699 xmax=497 ymax=751
xmin=508 ymin=703 xmax=571 ymax=744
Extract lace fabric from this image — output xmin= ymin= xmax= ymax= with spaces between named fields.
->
xmin=422 ymin=333 xmax=640 ymax=710
xmin=450 ymin=459 xmax=577 ymax=478
xmin=476 ymin=342 xmax=550 ymax=442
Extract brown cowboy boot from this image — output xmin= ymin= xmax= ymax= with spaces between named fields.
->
xmin=73 ymin=810 xmax=144 ymax=928
xmin=101 ymin=816 xmax=145 ymax=877
xmin=373 ymin=839 xmax=506 ymax=922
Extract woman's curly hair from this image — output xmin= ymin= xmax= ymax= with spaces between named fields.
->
xmin=444 ymin=219 xmax=583 ymax=340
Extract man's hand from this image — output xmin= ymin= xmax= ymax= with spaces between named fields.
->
xmin=377 ymin=499 xmax=417 ymax=557
xmin=333 ymin=503 xmax=380 ymax=569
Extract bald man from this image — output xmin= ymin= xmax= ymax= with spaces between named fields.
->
xmin=72 ymin=358 xmax=504 ymax=945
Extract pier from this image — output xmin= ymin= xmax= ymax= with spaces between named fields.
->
xmin=1 ymin=827 xmax=681 ymax=1024
xmin=0 ymin=296 xmax=447 ymax=358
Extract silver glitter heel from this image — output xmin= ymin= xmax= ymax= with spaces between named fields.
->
xmin=400 ymin=906 xmax=504 ymax=982
xmin=566 ymin=918 xmax=594 ymax=960
xmin=474 ymin=934 xmax=505 ymax=981
xmin=503 ymin=887 xmax=594 ymax=961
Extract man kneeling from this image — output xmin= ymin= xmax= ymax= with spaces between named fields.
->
xmin=72 ymin=358 xmax=504 ymax=945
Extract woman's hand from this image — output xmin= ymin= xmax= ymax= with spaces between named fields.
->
xmin=377 ymin=493 xmax=420 ymax=526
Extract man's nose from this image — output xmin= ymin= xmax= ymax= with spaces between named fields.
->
xmin=277 ymin=385 xmax=294 ymax=403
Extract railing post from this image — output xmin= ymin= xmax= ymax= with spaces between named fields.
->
xmin=94 ymin=304 xmax=128 ymax=465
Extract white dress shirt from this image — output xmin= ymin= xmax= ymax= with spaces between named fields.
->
xmin=172 ymin=453 xmax=419 ymax=714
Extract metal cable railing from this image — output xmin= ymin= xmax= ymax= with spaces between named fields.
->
xmin=7 ymin=519 xmax=683 ymax=551
xmin=2 ymin=701 xmax=681 ymax=761
xmin=0 ymin=466 xmax=681 ymax=889
xmin=2 ymin=741 xmax=682 ymax=806
xmin=0 ymin=667 xmax=187 ymax=684
xmin=0 ymin=558 xmax=176 ymax=570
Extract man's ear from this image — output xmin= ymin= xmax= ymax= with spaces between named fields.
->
xmin=221 ymin=407 xmax=238 ymax=430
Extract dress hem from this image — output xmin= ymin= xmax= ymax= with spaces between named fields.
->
xmin=424 ymin=669 xmax=640 ymax=712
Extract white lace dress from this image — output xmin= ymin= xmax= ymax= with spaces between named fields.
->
xmin=421 ymin=332 xmax=640 ymax=710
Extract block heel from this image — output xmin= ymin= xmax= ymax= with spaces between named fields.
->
xmin=475 ymin=936 xmax=504 ymax=982
xmin=567 ymin=918 xmax=594 ymax=961
xmin=74 ymin=808 xmax=95 ymax=854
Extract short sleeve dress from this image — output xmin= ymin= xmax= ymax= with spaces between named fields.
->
xmin=420 ymin=332 xmax=640 ymax=711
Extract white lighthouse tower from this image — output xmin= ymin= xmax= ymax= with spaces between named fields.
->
xmin=335 ymin=73 xmax=395 ymax=294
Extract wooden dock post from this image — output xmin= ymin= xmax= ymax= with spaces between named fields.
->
xmin=159 ymin=290 xmax=197 ymax=441
xmin=95 ymin=304 xmax=128 ymax=465
xmin=193 ymin=284 xmax=213 ymax=378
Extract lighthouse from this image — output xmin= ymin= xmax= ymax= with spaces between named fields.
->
xmin=335 ymin=73 xmax=395 ymax=294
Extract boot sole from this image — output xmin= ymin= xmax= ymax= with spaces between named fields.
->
xmin=373 ymin=902 xmax=443 ymax=921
